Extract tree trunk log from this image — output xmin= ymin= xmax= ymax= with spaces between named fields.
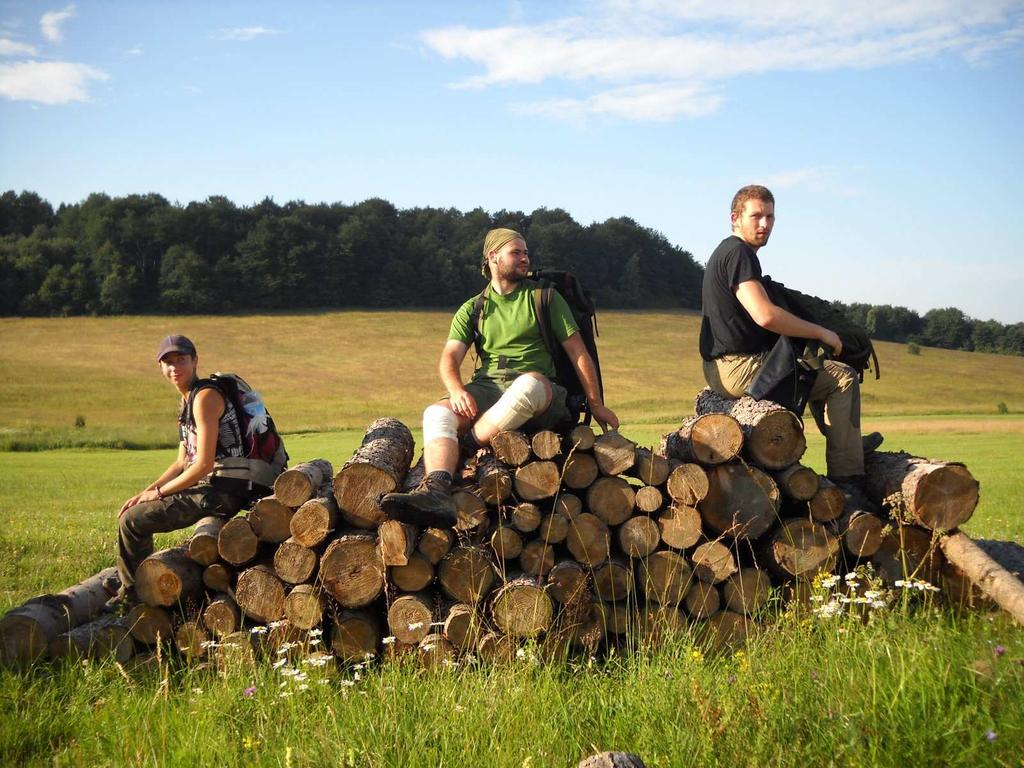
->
xmin=331 ymin=609 xmax=381 ymax=662
xmin=691 ymin=540 xmax=738 ymax=584
xmin=864 ymin=451 xmax=979 ymax=531
xmin=664 ymin=462 xmax=709 ymax=506
xmin=490 ymin=525 xmax=524 ymax=561
xmin=476 ymin=630 xmax=517 ymax=664
xmin=203 ymin=563 xmax=234 ymax=594
xmin=48 ymin=615 xmax=133 ymax=664
xmin=565 ymin=513 xmax=611 ymax=566
xmin=442 ymin=603 xmax=479 ymax=651
xmin=453 ymin=489 xmax=488 ymax=531
xmin=476 ymin=456 xmax=513 ymax=505
xmin=766 ymin=519 xmax=840 ymax=580
xmin=273 ymin=459 xmax=333 ymax=507
xmin=587 ymin=477 xmax=636 ymax=526
xmin=174 ymin=620 xmax=208 ymax=660
xmin=519 ymin=540 xmax=555 ymax=577
xmin=202 ymin=593 xmax=241 ymax=638
xmin=218 ymin=516 xmax=259 ymax=566
xmin=438 ymin=546 xmax=496 ymax=605
xmin=831 ymin=508 xmax=884 ymax=558
xmin=491 ymin=575 xmax=554 ymax=638
xmin=629 ymin=448 xmax=670 ymax=486
xmin=319 ymin=532 xmax=385 ymax=608
xmin=661 ymin=413 xmax=743 ymax=466
xmin=939 ymin=533 xmax=1024 ymax=622
xmin=562 ymin=452 xmax=599 ymax=489
xmin=568 ymin=424 xmax=596 ymax=451
xmin=700 ymin=463 xmax=780 ymax=540
xmin=284 ymin=584 xmax=324 ymax=630
xmin=695 ymin=389 xmax=806 ymax=470
xmin=188 ymin=516 xmax=226 ymax=566
xmin=592 ymin=559 xmax=633 ymax=603
xmin=578 ymin=751 xmax=647 ymax=768
xmin=390 ymin=552 xmax=436 ymax=593
xmin=249 ymin=496 xmax=294 ymax=544
xmin=125 ymin=604 xmax=174 ymax=646
xmin=772 ymin=463 xmax=820 ymax=502
xmin=538 ymin=511 xmax=570 ymax=545
xmin=593 ymin=431 xmax=636 ymax=476
xmin=634 ymin=485 xmax=664 ymax=514
xmin=334 ymin=417 xmax=415 ymax=529
xmin=273 ymin=537 xmax=319 ymax=585
xmin=378 ymin=520 xmax=417 ymax=566
xmin=809 ymin=477 xmax=845 ymax=523
xmin=418 ymin=634 xmax=457 ymax=668
xmin=417 ymin=527 xmax=454 ymax=565
xmin=514 ymin=460 xmax=561 ymax=501
xmin=136 ymin=547 xmax=204 ymax=609
xmin=491 ymin=430 xmax=532 ymax=466
xmin=618 ymin=515 xmax=661 ymax=559
xmin=235 ymin=564 xmax=286 ymax=624
xmin=553 ymin=492 xmax=583 ymax=519
xmin=547 ymin=560 xmax=590 ymax=605
xmin=638 ymin=550 xmax=693 ymax=606
xmin=388 ymin=591 xmax=435 ymax=645
xmin=531 ymin=430 xmax=562 ymax=460
xmin=0 ymin=566 xmax=119 ymax=666
xmin=871 ymin=523 xmax=943 ymax=586
xmin=722 ymin=568 xmax=772 ymax=615
xmin=657 ymin=504 xmax=703 ymax=550
xmin=684 ymin=581 xmax=721 ymax=620
xmin=289 ymin=492 xmax=338 ymax=548
xmin=511 ymin=502 xmax=542 ymax=533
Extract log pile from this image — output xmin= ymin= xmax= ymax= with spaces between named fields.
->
xmin=3 ymin=399 xmax=1018 ymax=670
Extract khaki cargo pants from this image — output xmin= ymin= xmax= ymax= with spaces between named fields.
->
xmin=703 ymin=353 xmax=864 ymax=477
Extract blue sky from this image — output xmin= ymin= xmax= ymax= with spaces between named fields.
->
xmin=1 ymin=1 xmax=1022 ymax=322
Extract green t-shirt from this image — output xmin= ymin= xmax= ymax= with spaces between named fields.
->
xmin=449 ymin=282 xmax=579 ymax=379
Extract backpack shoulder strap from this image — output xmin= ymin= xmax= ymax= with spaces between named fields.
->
xmin=469 ymin=285 xmax=489 ymax=358
xmin=183 ymin=377 xmax=223 ymax=425
xmin=532 ymin=281 xmax=557 ymax=357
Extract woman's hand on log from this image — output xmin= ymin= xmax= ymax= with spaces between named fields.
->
xmin=448 ymin=389 xmax=478 ymax=420
xmin=590 ymin=403 xmax=620 ymax=432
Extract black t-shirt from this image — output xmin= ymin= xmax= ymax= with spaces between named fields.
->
xmin=699 ymin=235 xmax=777 ymax=360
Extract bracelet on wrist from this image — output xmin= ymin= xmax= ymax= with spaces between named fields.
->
xmin=156 ymin=486 xmax=164 ymax=500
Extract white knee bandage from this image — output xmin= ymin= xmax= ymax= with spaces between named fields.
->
xmin=487 ymin=375 xmax=549 ymax=432
xmin=423 ymin=404 xmax=458 ymax=443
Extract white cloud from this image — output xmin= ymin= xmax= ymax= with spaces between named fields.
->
xmin=125 ymin=46 xmax=143 ymax=56
xmin=764 ymin=167 xmax=863 ymax=197
xmin=516 ymin=83 xmax=724 ymax=122
xmin=0 ymin=60 xmax=108 ymax=104
xmin=41 ymin=4 xmax=75 ymax=44
xmin=217 ymin=26 xmax=282 ymax=41
xmin=0 ymin=38 xmax=38 ymax=56
xmin=421 ymin=2 xmax=1024 ymax=122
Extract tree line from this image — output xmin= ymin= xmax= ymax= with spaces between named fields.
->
xmin=1 ymin=190 xmax=1021 ymax=356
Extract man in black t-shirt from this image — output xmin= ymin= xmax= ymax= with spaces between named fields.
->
xmin=699 ymin=185 xmax=876 ymax=484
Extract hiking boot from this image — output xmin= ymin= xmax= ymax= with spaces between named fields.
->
xmin=862 ymin=431 xmax=884 ymax=456
xmin=379 ymin=473 xmax=458 ymax=528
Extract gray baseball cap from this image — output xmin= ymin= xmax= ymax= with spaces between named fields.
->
xmin=156 ymin=334 xmax=197 ymax=361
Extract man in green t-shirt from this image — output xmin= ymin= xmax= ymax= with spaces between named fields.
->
xmin=381 ymin=227 xmax=619 ymax=527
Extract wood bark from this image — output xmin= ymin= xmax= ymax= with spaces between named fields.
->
xmin=135 ymin=547 xmax=204 ymax=609
xmin=235 ymin=564 xmax=286 ymax=624
xmin=691 ymin=540 xmax=738 ymax=584
xmin=390 ymin=551 xmax=436 ymax=593
xmin=0 ymin=566 xmax=119 ymax=666
xmin=772 ymin=463 xmax=820 ymax=502
xmin=333 ymin=417 xmax=414 ymax=529
xmin=593 ymin=431 xmax=636 ymax=476
xmin=700 ymin=463 xmax=781 ymax=540
xmin=217 ymin=516 xmax=260 ymax=566
xmin=273 ymin=537 xmax=318 ymax=585
xmin=531 ymin=430 xmax=562 ymax=460
xmin=320 ymin=532 xmax=386 ymax=609
xmin=48 ymin=615 xmax=133 ymax=664
xmin=491 ymin=430 xmax=532 ymax=466
xmin=664 ymin=462 xmax=709 ymax=506
xmin=766 ymin=519 xmax=840 ymax=580
xmin=809 ymin=477 xmax=845 ymax=523
xmin=562 ymin=452 xmax=599 ymax=489
xmin=491 ymin=575 xmax=554 ymax=638
xmin=618 ymin=515 xmax=661 ymax=559
xmin=438 ymin=546 xmax=496 ymax=605
xmin=249 ymin=496 xmax=294 ymax=544
xmin=939 ymin=533 xmax=1024 ymax=622
xmin=864 ymin=451 xmax=979 ymax=531
xmin=871 ymin=523 xmax=943 ymax=586
xmin=188 ymin=516 xmax=226 ymax=566
xmin=378 ymin=520 xmax=417 ymax=567
xmin=284 ymin=584 xmax=324 ymax=630
xmin=125 ymin=604 xmax=174 ymax=646
xmin=514 ymin=460 xmax=561 ymax=501
xmin=331 ymin=609 xmax=382 ymax=662
xmin=289 ymin=492 xmax=338 ymax=548
xmin=578 ymin=752 xmax=647 ymax=768
xmin=417 ymin=527 xmax=454 ymax=565
xmin=202 ymin=593 xmax=241 ymax=638
xmin=388 ymin=591 xmax=435 ymax=645
xmin=565 ymin=513 xmax=611 ymax=566
xmin=519 ymin=540 xmax=555 ymax=577
xmin=695 ymin=389 xmax=806 ymax=470
xmin=638 ymin=550 xmax=693 ymax=606
xmin=657 ymin=504 xmax=703 ymax=551
xmin=587 ymin=476 xmax=636 ymax=526
xmin=475 ymin=456 xmax=512 ymax=505
xmin=273 ymin=459 xmax=333 ymax=507
xmin=661 ymin=413 xmax=743 ymax=466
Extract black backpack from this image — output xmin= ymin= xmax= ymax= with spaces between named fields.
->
xmin=469 ymin=270 xmax=603 ymax=425
xmin=762 ymin=276 xmax=880 ymax=382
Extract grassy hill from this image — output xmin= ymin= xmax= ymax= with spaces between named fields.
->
xmin=1 ymin=310 xmax=1022 ymax=450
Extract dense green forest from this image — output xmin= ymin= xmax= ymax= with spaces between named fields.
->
xmin=1 ymin=190 xmax=1021 ymax=356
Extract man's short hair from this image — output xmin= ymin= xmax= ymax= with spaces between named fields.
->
xmin=731 ymin=185 xmax=775 ymax=216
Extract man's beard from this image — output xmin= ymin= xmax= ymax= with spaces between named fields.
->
xmin=496 ymin=262 xmax=528 ymax=282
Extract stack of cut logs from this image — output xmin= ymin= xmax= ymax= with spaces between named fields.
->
xmin=0 ymin=393 xmax=999 ymax=668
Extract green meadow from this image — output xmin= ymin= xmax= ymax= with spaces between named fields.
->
xmin=1 ymin=312 xmax=1023 ymax=767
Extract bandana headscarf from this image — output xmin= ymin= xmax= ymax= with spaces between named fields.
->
xmin=481 ymin=228 xmax=525 ymax=277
